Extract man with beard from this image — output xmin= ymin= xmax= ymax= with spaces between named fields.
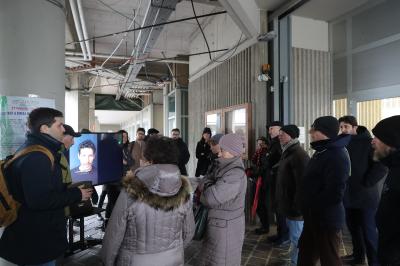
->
xmin=371 ymin=115 xmax=400 ymax=265
xmin=171 ymin=128 xmax=190 ymax=175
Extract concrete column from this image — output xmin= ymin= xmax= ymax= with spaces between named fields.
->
xmin=0 ymin=0 xmax=66 ymax=111
xmin=163 ymin=86 xmax=169 ymax=136
xmin=65 ymin=73 xmax=93 ymax=131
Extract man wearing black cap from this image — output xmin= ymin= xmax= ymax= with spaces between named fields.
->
xmin=371 ymin=115 xmax=400 ymax=265
xmin=263 ymin=121 xmax=289 ymax=246
xmin=276 ymin=125 xmax=310 ymax=265
xmin=60 ymin=124 xmax=81 ymax=186
xmin=298 ymin=116 xmax=351 ymax=266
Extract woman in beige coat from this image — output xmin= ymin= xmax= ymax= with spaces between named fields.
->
xmin=101 ymin=136 xmax=195 ymax=266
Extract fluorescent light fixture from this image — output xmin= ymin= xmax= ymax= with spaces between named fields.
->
xmin=28 ymin=94 xmax=39 ymax=98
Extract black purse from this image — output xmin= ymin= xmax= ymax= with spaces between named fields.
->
xmin=193 ymin=203 xmax=208 ymax=240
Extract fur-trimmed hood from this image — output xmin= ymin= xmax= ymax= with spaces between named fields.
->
xmin=123 ymin=164 xmax=191 ymax=211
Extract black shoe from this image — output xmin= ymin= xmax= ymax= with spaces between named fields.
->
xmin=254 ymin=227 xmax=270 ymax=235
xmin=267 ymin=234 xmax=280 ymax=243
xmin=349 ymin=258 xmax=365 ymax=266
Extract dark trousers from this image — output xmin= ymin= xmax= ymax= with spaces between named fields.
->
xmin=276 ymin=212 xmax=289 ymax=241
xmin=105 ymin=184 xmax=121 ymax=219
xmin=256 ymin=187 xmax=270 ymax=230
xmin=298 ymin=213 xmax=342 ymax=266
xmin=346 ymin=208 xmax=379 ymax=265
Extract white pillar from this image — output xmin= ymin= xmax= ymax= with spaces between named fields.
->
xmin=0 ymin=0 xmax=66 ymax=112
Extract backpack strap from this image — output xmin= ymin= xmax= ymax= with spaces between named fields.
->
xmin=4 ymin=145 xmax=55 ymax=170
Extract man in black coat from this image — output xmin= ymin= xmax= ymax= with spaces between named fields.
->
xmin=298 ymin=116 xmax=351 ymax=266
xmin=0 ymin=108 xmax=93 ymax=265
xmin=276 ymin=125 xmax=310 ymax=265
xmin=339 ymin=116 xmax=387 ymax=266
xmin=171 ymin=128 xmax=190 ymax=175
xmin=371 ymin=115 xmax=400 ymax=265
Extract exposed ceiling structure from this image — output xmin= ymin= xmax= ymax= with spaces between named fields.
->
xmin=65 ymin=0 xmax=224 ymax=98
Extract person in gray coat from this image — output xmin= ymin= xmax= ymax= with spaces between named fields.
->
xmin=199 ymin=133 xmax=247 ymax=266
xmin=101 ymin=136 xmax=195 ymax=266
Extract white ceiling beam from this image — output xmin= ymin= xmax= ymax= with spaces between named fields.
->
xmin=218 ymin=0 xmax=260 ymax=38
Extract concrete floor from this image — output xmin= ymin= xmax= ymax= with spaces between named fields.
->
xmin=58 ymin=212 xmax=357 ymax=266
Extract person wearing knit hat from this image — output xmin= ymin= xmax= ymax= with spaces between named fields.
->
xmin=277 ymin=124 xmax=310 ymax=265
xmin=372 ymin=115 xmax=400 ymax=152
xmin=311 ymin=116 xmax=339 ymax=139
xmin=371 ymin=115 xmax=400 ymax=265
xmin=199 ymin=133 xmax=247 ymax=265
xmin=219 ymin=133 xmax=244 ymax=157
xmin=195 ymin=128 xmax=212 ymax=177
xmin=298 ymin=116 xmax=351 ymax=265
xmin=280 ymin=125 xmax=300 ymax=140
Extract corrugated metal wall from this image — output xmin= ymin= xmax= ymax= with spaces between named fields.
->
xmin=188 ymin=43 xmax=268 ymax=176
xmin=357 ymin=99 xmax=382 ymax=131
xmin=292 ymin=47 xmax=332 ymax=153
xmin=333 ymin=98 xmax=348 ymax=118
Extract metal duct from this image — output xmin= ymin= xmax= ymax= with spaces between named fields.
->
xmin=118 ymin=0 xmax=180 ymax=99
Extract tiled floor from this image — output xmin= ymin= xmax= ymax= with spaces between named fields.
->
xmin=58 ymin=213 xmax=357 ymax=266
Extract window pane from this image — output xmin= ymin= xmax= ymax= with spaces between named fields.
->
xmin=206 ymin=113 xmax=221 ymax=136
xmin=168 ymin=95 xmax=175 ymax=118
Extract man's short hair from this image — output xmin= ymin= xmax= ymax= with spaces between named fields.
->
xmin=137 ymin=127 xmax=145 ymax=134
xmin=78 ymin=140 xmax=96 ymax=154
xmin=338 ymin=115 xmax=358 ymax=127
xmin=28 ymin=107 xmax=63 ymax=133
xmin=171 ymin=128 xmax=180 ymax=133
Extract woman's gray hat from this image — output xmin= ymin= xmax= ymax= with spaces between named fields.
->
xmin=219 ymin=133 xmax=244 ymax=156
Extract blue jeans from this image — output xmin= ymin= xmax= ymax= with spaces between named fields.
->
xmin=25 ymin=260 xmax=56 ymax=266
xmin=287 ymin=218 xmax=304 ymax=264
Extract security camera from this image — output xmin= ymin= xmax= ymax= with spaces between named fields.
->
xmin=258 ymin=31 xmax=277 ymax=42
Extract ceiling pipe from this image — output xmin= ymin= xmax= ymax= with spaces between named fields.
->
xmin=77 ymin=0 xmax=92 ymax=60
xmin=69 ymin=0 xmax=88 ymax=60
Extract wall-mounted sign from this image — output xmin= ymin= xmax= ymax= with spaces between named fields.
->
xmin=0 ymin=96 xmax=55 ymax=158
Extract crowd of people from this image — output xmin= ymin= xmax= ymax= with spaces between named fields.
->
xmin=0 ymin=106 xmax=399 ymax=266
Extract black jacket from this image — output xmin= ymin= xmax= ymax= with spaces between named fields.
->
xmin=344 ymin=132 xmax=388 ymax=209
xmin=0 ymin=133 xmax=82 ymax=265
xmin=174 ymin=138 xmax=190 ymax=175
xmin=301 ymin=134 xmax=351 ymax=230
xmin=276 ymin=141 xmax=310 ymax=219
xmin=376 ymin=150 xmax=400 ymax=265
xmin=195 ymin=138 xmax=211 ymax=177
xmin=260 ymin=136 xmax=282 ymax=191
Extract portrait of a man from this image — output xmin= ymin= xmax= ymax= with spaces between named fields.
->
xmin=71 ymin=139 xmax=98 ymax=184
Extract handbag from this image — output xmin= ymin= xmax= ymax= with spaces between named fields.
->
xmin=193 ymin=203 xmax=208 ymax=240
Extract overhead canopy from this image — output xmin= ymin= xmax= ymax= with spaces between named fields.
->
xmin=95 ymin=94 xmax=142 ymax=111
